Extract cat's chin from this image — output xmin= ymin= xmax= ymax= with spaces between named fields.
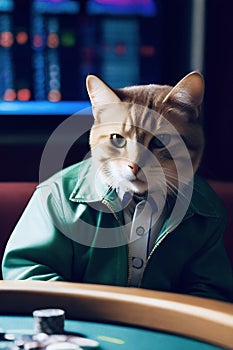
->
xmin=122 ymin=179 xmax=148 ymax=194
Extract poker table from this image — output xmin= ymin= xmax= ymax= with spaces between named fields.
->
xmin=0 ymin=281 xmax=232 ymax=349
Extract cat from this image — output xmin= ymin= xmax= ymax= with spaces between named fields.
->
xmin=3 ymin=71 xmax=232 ymax=302
xmin=86 ymin=71 xmax=205 ymax=206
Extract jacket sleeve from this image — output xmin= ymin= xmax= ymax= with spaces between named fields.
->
xmin=181 ymin=214 xmax=233 ymax=302
xmin=1 ymin=185 xmax=74 ymax=281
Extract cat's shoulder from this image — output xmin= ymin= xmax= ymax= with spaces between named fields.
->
xmin=37 ymin=159 xmax=92 ymax=195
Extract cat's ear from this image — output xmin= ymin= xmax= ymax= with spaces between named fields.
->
xmin=86 ymin=75 xmax=121 ymax=106
xmin=163 ymin=71 xmax=204 ymax=115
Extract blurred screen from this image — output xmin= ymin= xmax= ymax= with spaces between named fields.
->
xmin=87 ymin=0 xmax=157 ymax=16
xmin=0 ymin=0 xmax=160 ymax=105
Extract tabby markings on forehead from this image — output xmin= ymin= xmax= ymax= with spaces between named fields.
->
xmin=135 ymin=128 xmax=146 ymax=144
xmin=128 ymin=103 xmax=159 ymax=134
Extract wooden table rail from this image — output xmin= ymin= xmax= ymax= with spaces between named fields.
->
xmin=0 ymin=280 xmax=232 ymax=349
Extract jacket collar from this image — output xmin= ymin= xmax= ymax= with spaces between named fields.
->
xmin=69 ymin=158 xmax=112 ymax=203
xmin=69 ymin=158 xmax=219 ymax=218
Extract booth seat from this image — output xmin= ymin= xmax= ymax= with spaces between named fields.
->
xmin=0 ymin=180 xmax=233 ymax=279
xmin=0 ymin=182 xmax=38 ymax=279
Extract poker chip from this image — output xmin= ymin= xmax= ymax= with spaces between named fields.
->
xmin=46 ymin=342 xmax=81 ymax=350
xmin=69 ymin=336 xmax=100 ymax=348
xmin=33 ymin=309 xmax=65 ymax=335
xmin=24 ymin=340 xmax=41 ymax=349
xmin=33 ymin=332 xmax=50 ymax=343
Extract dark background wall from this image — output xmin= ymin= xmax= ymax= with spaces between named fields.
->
xmin=201 ymin=0 xmax=233 ymax=181
xmin=160 ymin=0 xmax=233 ymax=182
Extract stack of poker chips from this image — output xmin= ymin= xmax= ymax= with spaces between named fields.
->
xmin=29 ymin=308 xmax=99 ymax=349
xmin=33 ymin=309 xmax=65 ymax=335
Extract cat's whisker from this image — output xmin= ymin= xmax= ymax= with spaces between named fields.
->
xmin=163 ymin=168 xmax=194 ymax=186
xmin=156 ymin=178 xmax=178 ymax=198
xmin=150 ymin=169 xmax=193 ymax=204
xmin=166 ymin=180 xmax=194 ymax=206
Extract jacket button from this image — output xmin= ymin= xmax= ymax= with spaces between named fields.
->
xmin=136 ymin=226 xmax=145 ymax=236
xmin=132 ymin=257 xmax=144 ymax=269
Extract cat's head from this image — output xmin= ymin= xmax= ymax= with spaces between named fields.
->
xmin=86 ymin=72 xmax=205 ymax=196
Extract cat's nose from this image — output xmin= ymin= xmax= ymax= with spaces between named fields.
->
xmin=128 ymin=163 xmax=140 ymax=175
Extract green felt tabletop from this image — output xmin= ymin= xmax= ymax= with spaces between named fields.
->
xmin=0 ymin=316 xmax=223 ymax=350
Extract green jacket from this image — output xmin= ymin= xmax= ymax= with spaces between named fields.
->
xmin=2 ymin=158 xmax=233 ymax=302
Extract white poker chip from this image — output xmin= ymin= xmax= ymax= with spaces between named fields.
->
xmin=24 ymin=341 xmax=42 ymax=350
xmin=69 ymin=336 xmax=100 ymax=348
xmin=46 ymin=341 xmax=81 ymax=350
xmin=33 ymin=332 xmax=49 ymax=342
xmin=48 ymin=334 xmax=68 ymax=342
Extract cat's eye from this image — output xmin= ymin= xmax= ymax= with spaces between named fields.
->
xmin=110 ymin=134 xmax=127 ymax=148
xmin=150 ymin=134 xmax=171 ymax=148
